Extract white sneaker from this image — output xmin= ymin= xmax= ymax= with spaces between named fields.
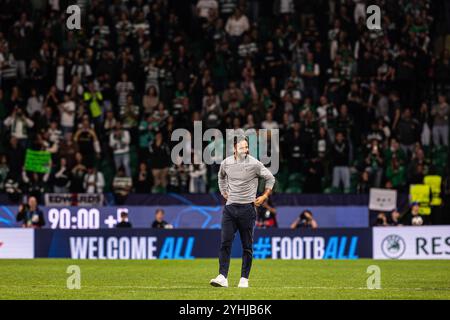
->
xmin=238 ymin=277 xmax=249 ymax=288
xmin=210 ymin=274 xmax=228 ymax=287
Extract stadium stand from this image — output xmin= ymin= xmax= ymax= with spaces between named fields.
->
xmin=0 ymin=0 xmax=448 ymax=204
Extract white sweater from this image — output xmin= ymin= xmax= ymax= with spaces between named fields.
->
xmin=225 ymin=15 xmax=250 ymax=37
xmin=109 ymin=130 xmax=130 ymax=155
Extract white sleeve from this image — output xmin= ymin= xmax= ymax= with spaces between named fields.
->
xmin=86 ymin=65 xmax=92 ymax=77
xmin=4 ymin=116 xmax=13 ymax=127
xmin=257 ymin=161 xmax=275 ymax=190
xmin=218 ymin=161 xmax=228 ymax=195
xmin=109 ymin=133 xmax=116 ymax=148
xmin=123 ymin=131 xmax=131 ymax=145
xmin=97 ymin=173 xmax=105 ymax=191
xmin=314 ymin=64 xmax=320 ymax=76
xmin=25 ymin=117 xmax=34 ymax=128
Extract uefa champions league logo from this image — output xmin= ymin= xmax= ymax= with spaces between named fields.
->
xmin=381 ymin=234 xmax=406 ymax=259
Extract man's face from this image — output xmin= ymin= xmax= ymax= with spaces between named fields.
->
xmin=403 ymin=109 xmax=411 ymax=119
xmin=319 ymin=96 xmax=327 ymax=105
xmin=156 ymin=212 xmax=164 ymax=222
xmin=235 ymin=140 xmax=249 ymax=159
xmin=360 ymin=171 xmax=368 ymax=181
xmin=28 ymin=197 xmax=37 ymax=209
xmin=392 ymin=211 xmax=400 ymax=220
xmin=390 ymin=140 xmax=398 ymax=150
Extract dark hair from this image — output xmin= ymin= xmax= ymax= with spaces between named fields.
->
xmin=233 ymin=135 xmax=249 ymax=148
xmin=300 ymin=210 xmax=313 ymax=220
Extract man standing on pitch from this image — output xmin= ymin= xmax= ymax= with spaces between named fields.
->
xmin=210 ymin=136 xmax=275 ymax=288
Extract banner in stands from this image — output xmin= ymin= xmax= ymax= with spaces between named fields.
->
xmin=44 ymin=194 xmax=104 ymax=207
xmin=0 ymin=229 xmax=34 ymax=258
xmin=373 ymin=226 xmax=450 ymax=259
xmin=34 ymin=228 xmax=372 ymax=260
xmin=24 ymin=149 xmax=51 ymax=173
xmin=369 ymin=188 xmax=397 ymax=211
xmin=0 ymin=205 xmax=368 ymax=229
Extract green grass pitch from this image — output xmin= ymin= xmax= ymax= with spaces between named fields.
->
xmin=0 ymin=259 xmax=449 ymax=299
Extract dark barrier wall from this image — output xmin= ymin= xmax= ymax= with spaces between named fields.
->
xmin=122 ymin=193 xmax=409 ymax=207
xmin=2 ymin=193 xmax=420 ymax=228
xmin=34 ymin=228 xmax=372 ymax=260
xmin=0 ymin=193 xmax=410 ymax=206
xmin=0 ymin=205 xmax=369 ymax=228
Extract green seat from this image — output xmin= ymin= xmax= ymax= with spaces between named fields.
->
xmin=274 ymin=179 xmax=286 ymax=193
xmin=208 ymin=184 xmax=220 ymax=193
xmin=209 ymin=177 xmax=218 ymax=187
xmin=286 ymin=174 xmax=303 ymax=193
xmin=152 ymin=186 xmax=166 ymax=194
xmin=350 ymin=172 xmax=359 ymax=191
xmin=423 ymin=145 xmax=431 ymax=157
xmin=276 ymin=162 xmax=289 ymax=185
xmin=98 ymin=158 xmax=114 ymax=192
xmin=323 ymin=187 xmax=333 ymax=194
xmin=328 ymin=187 xmax=341 ymax=194
xmin=287 ymin=172 xmax=302 ymax=184
xmin=285 ymin=186 xmax=302 ymax=193
xmin=208 ymin=173 xmax=219 ymax=192
xmin=431 ymin=146 xmax=448 ymax=166
xmin=321 ymin=176 xmax=330 ymax=188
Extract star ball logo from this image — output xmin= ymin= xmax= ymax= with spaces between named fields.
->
xmin=381 ymin=234 xmax=406 ymax=259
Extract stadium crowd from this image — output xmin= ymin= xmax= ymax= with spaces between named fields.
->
xmin=0 ymin=0 xmax=449 ymax=204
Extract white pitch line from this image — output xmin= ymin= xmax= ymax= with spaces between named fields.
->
xmin=1 ymin=284 xmax=449 ymax=291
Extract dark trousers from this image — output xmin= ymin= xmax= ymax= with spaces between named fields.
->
xmin=219 ymin=203 xmax=256 ymax=279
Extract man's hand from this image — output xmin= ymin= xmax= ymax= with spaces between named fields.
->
xmin=254 ymin=195 xmax=267 ymax=207
xmin=222 ymin=193 xmax=228 ymax=200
